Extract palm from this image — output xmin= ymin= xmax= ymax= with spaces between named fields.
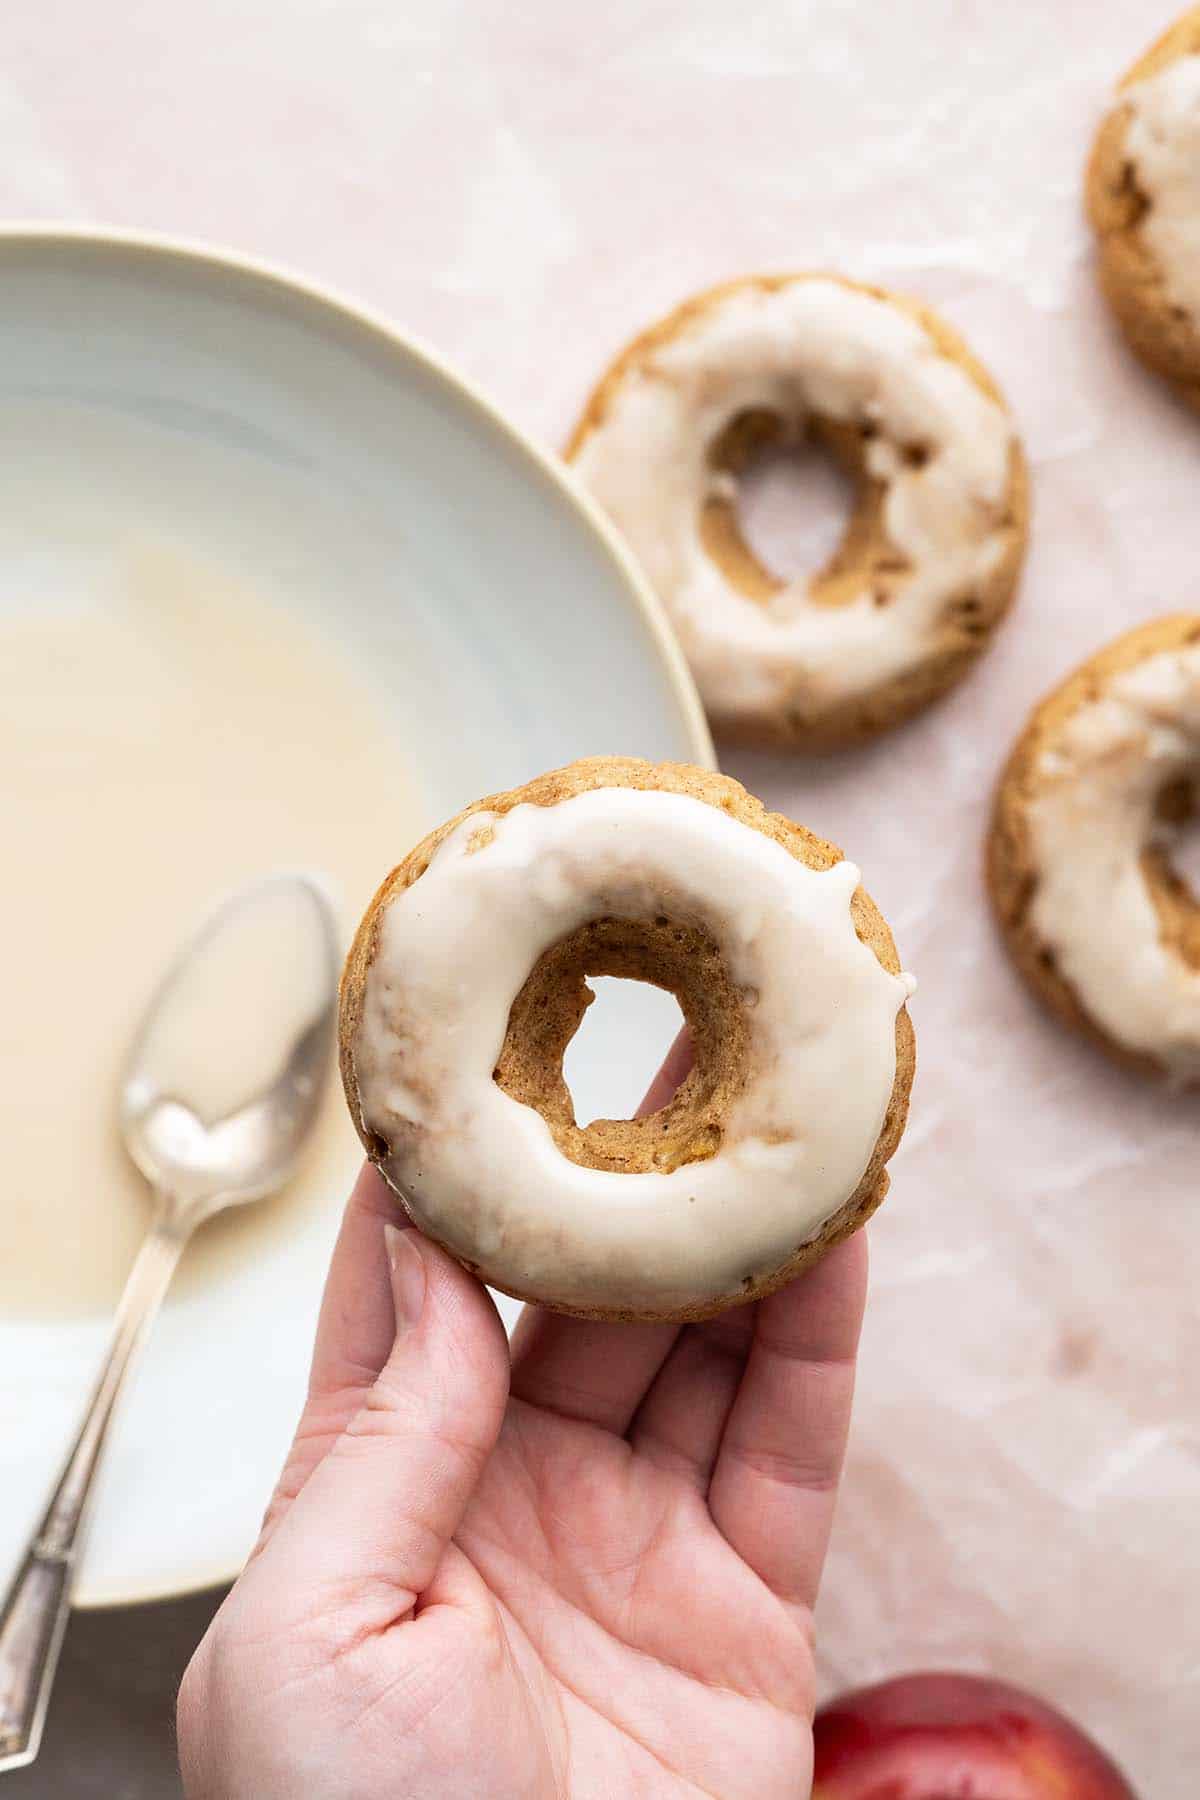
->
xmin=434 ymin=1396 xmax=814 ymax=1796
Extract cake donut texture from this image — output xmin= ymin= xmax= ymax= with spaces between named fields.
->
xmin=989 ymin=617 xmax=1200 ymax=1083
xmin=1087 ymin=8 xmax=1200 ymax=406
xmin=341 ymin=759 xmax=915 ymax=1320
xmin=567 ymin=275 xmax=1027 ymax=748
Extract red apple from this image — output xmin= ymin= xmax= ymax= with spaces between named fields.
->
xmin=813 ymin=1672 xmax=1139 ymax=1799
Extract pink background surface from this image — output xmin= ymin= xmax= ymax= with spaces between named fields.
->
xmin=5 ymin=1 xmax=1199 ymax=1791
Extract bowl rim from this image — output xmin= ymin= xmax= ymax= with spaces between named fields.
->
xmin=0 ymin=223 xmax=714 ymax=1609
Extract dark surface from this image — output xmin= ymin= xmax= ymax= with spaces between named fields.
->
xmin=3 ymin=1587 xmax=226 ymax=1799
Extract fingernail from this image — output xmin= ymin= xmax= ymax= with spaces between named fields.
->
xmin=384 ymin=1222 xmax=427 ymax=1335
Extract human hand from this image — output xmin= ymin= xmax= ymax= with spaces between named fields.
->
xmin=178 ymin=1046 xmax=868 ymax=1797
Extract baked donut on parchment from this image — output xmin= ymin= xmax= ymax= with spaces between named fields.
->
xmin=567 ymin=275 xmax=1027 ymax=749
xmin=340 ymin=758 xmax=915 ymax=1321
xmin=989 ymin=617 xmax=1200 ymax=1083
xmin=1087 ymin=8 xmax=1200 ymax=408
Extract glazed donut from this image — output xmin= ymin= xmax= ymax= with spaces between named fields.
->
xmin=989 ymin=617 xmax=1200 ymax=1083
xmin=567 ymin=274 xmax=1028 ymax=749
xmin=340 ymin=758 xmax=915 ymax=1321
xmin=1087 ymin=8 xmax=1200 ymax=407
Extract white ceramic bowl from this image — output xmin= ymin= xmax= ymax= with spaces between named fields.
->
xmin=0 ymin=230 xmax=711 ymax=1606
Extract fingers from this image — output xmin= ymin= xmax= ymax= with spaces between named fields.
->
xmin=508 ymin=1028 xmax=693 ymax=1432
xmin=255 ymin=1164 xmax=400 ymax=1546
xmin=259 ymin=1219 xmax=510 ymax=1624
xmin=627 ymin=1306 xmax=754 ymax=1487
xmin=307 ymin=1162 xmax=400 ymax=1397
xmin=707 ymin=1231 xmax=868 ymax=1615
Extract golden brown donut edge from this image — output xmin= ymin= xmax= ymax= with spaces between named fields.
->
xmin=565 ymin=273 xmax=1029 ymax=751
xmin=1086 ymin=8 xmax=1200 ymax=409
xmin=340 ymin=756 xmax=916 ymax=1321
xmin=987 ymin=614 xmax=1200 ymax=1080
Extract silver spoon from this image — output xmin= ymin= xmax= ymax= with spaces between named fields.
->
xmin=0 ymin=873 xmax=338 ymax=1772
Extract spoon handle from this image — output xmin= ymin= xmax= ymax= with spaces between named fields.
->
xmin=0 ymin=1215 xmax=187 ymax=1771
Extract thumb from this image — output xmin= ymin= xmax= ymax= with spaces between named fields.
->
xmin=260 ymin=1219 xmax=510 ymax=1622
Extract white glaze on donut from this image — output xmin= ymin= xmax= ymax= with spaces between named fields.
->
xmin=1124 ymin=56 xmax=1200 ymax=324
xmin=571 ymin=280 xmax=1014 ymax=731
xmin=351 ymin=787 xmax=913 ymax=1312
xmin=1026 ymin=645 xmax=1200 ymax=1080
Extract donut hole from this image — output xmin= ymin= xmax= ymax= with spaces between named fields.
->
xmin=729 ymin=417 xmax=852 ymax=585
xmin=562 ymin=978 xmax=684 ymax=1125
xmin=492 ymin=915 xmax=750 ymax=1175
xmin=1145 ymin=775 xmax=1200 ymax=970
xmin=699 ymin=407 xmax=911 ymax=609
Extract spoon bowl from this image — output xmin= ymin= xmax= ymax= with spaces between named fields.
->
xmin=119 ymin=874 xmax=338 ymax=1225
